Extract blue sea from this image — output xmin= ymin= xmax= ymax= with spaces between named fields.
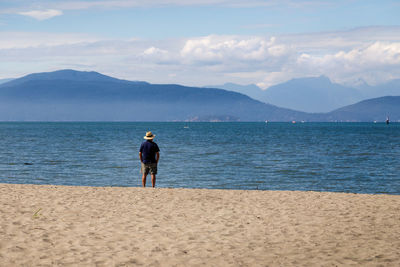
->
xmin=0 ymin=122 xmax=399 ymax=194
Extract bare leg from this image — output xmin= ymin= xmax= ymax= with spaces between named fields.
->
xmin=151 ymin=174 xmax=156 ymax=188
xmin=142 ymin=173 xmax=147 ymax=187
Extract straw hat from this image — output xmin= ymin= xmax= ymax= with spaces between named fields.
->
xmin=144 ymin=131 xmax=155 ymax=140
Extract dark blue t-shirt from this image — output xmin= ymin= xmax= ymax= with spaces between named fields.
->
xmin=139 ymin=140 xmax=160 ymax=164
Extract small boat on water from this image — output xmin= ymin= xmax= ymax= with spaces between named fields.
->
xmin=386 ymin=117 xmax=390 ymax=125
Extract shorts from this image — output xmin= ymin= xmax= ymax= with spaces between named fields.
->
xmin=141 ymin=163 xmax=158 ymax=175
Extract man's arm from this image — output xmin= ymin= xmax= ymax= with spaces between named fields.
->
xmin=156 ymin=152 xmax=160 ymax=163
xmin=139 ymin=152 xmax=143 ymax=163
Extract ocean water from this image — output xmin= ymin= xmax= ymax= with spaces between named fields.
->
xmin=0 ymin=122 xmax=399 ymax=194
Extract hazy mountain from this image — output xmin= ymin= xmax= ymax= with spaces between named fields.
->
xmin=324 ymin=96 xmax=400 ymax=122
xmin=0 ymin=69 xmax=308 ymax=122
xmin=262 ymin=76 xmax=364 ymax=113
xmin=209 ymin=77 xmax=365 ymax=113
xmin=358 ymin=79 xmax=400 ymax=99
xmin=211 ymin=77 xmax=400 ymax=114
xmin=204 ymin=83 xmax=265 ymax=102
xmin=2 ymin=69 xmax=398 ymax=122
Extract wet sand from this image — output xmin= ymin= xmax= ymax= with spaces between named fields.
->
xmin=0 ymin=183 xmax=399 ymax=266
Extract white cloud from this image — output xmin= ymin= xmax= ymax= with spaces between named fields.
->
xmin=1 ymin=27 xmax=400 ymax=88
xmin=140 ymin=46 xmax=173 ymax=64
xmin=296 ymin=41 xmax=400 ymax=85
xmin=143 ymin=46 xmax=168 ymax=57
xmin=180 ymin=35 xmax=287 ymax=64
xmin=18 ymin=9 xmax=63 ymax=20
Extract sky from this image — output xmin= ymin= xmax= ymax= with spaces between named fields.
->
xmin=1 ymin=0 xmax=400 ymax=88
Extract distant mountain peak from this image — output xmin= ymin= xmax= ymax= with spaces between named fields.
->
xmin=45 ymin=69 xmax=104 ymax=77
xmin=285 ymin=75 xmax=332 ymax=86
xmin=1 ymin=69 xmax=148 ymax=87
xmin=18 ymin=69 xmax=119 ymax=82
xmin=264 ymin=75 xmax=363 ymax=113
xmin=352 ymin=78 xmax=369 ymax=87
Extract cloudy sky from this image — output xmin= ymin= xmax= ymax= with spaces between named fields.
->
xmin=1 ymin=0 xmax=400 ymax=88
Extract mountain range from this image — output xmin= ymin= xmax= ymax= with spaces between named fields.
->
xmin=0 ymin=70 xmax=309 ymax=121
xmin=209 ymin=77 xmax=400 ymax=113
xmin=0 ymin=69 xmax=399 ymax=122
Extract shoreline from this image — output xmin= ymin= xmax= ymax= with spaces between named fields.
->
xmin=1 ymin=183 xmax=399 ymax=266
xmin=2 ymin=182 xmax=398 ymax=196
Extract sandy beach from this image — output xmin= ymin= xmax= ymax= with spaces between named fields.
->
xmin=0 ymin=183 xmax=399 ymax=266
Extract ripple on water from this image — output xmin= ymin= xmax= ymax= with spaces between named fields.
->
xmin=0 ymin=122 xmax=399 ymax=194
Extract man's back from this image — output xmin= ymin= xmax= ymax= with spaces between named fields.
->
xmin=140 ymin=140 xmax=160 ymax=164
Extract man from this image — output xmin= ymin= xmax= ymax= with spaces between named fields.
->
xmin=139 ymin=131 xmax=160 ymax=188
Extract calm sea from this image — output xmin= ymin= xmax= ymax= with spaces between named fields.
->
xmin=0 ymin=122 xmax=399 ymax=194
